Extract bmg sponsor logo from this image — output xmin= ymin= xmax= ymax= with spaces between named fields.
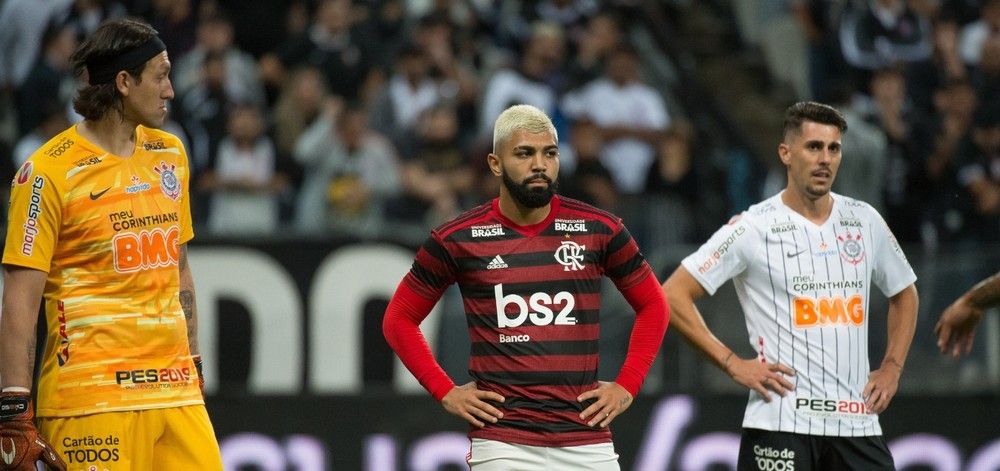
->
xmin=112 ymin=226 xmax=180 ymax=273
xmin=62 ymin=434 xmax=120 ymax=465
xmin=20 ymin=176 xmax=44 ymax=256
xmin=752 ymin=445 xmax=795 ymax=471
xmin=792 ymin=294 xmax=865 ymax=328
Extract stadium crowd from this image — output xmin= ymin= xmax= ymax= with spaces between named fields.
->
xmin=0 ymin=0 xmax=996 ymax=253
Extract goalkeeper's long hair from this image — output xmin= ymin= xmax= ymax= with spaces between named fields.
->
xmin=70 ymin=18 xmax=160 ymax=122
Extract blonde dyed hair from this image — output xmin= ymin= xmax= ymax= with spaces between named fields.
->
xmin=492 ymin=104 xmax=558 ymax=153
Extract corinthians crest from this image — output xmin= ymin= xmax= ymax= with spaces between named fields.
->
xmin=836 ymin=231 xmax=865 ymax=265
xmin=154 ymin=161 xmax=181 ymax=200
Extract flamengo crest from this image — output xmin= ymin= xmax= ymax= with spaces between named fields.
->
xmin=554 ymin=240 xmax=585 ymax=271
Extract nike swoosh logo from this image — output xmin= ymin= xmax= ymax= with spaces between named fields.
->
xmin=786 ymin=249 xmax=807 ymax=258
xmin=89 ymin=187 xmax=111 ymax=200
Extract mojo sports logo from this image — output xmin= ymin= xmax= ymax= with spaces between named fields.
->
xmin=20 ymin=176 xmax=45 ymax=256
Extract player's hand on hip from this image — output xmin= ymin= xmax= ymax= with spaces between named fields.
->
xmin=727 ymin=357 xmax=795 ymax=402
xmin=441 ymin=382 xmax=505 ymax=428
xmin=0 ymin=392 xmax=67 ymax=471
xmin=863 ymin=366 xmax=900 ymax=414
xmin=577 ymin=381 xmax=632 ymax=428
xmin=934 ymin=299 xmax=983 ymax=357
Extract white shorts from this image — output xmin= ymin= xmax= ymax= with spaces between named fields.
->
xmin=468 ymin=438 xmax=620 ymax=471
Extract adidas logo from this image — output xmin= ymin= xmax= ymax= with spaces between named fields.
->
xmin=486 ymin=255 xmax=508 ymax=270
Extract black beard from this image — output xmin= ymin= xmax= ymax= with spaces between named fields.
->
xmin=502 ymin=171 xmax=557 ymax=208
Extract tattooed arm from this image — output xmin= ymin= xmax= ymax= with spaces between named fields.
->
xmin=0 ymin=266 xmax=46 ymax=389
xmin=935 ymin=271 xmax=1000 ymax=357
xmin=178 ymin=245 xmax=199 ymax=356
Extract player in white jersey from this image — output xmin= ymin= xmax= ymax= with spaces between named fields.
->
xmin=662 ymin=102 xmax=919 ymax=470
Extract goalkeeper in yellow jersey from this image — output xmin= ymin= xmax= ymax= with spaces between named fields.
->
xmin=0 ymin=18 xmax=221 ymax=470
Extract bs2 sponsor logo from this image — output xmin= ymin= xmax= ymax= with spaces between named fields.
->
xmin=792 ymin=294 xmax=864 ymax=328
xmin=112 ymin=226 xmax=180 ymax=273
xmin=494 ymin=283 xmax=576 ymax=328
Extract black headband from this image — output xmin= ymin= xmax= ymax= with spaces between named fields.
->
xmin=86 ymin=36 xmax=166 ymax=85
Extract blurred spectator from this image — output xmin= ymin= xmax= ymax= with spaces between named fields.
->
xmin=272 ymin=66 xmax=329 ymax=159
xmin=0 ymin=0 xmax=73 ymax=92
xmin=642 ymin=122 xmax=699 ymax=246
xmin=564 ymin=11 xmax=622 ymax=91
xmin=176 ymin=51 xmax=234 ymax=173
xmin=200 ymin=104 xmax=287 ymax=236
xmin=148 ymin=0 xmax=199 ymax=59
xmin=259 ymin=0 xmax=375 ymax=102
xmin=61 ymin=0 xmax=127 ymax=40
xmin=791 ymin=0 xmax=851 ymax=101
xmin=369 ymin=42 xmax=444 ymax=142
xmin=861 ymin=67 xmax=925 ymax=242
xmin=958 ymin=0 xmax=1000 ymax=66
xmin=974 ymin=35 xmax=1000 ymax=105
xmin=15 ymin=20 xmax=77 ymax=137
xmin=855 ymin=69 xmax=924 ymax=242
xmin=562 ymin=44 xmax=670 ymax=194
xmin=410 ymin=13 xmax=481 ymax=141
xmin=557 ymin=118 xmax=618 ymax=211
xmin=906 ymin=17 xmax=968 ymax=113
xmin=173 ymin=12 xmax=265 ymax=107
xmin=479 ymin=22 xmax=565 ymax=138
xmin=917 ymin=79 xmax=979 ymax=242
xmin=389 ymin=104 xmax=476 ymax=227
xmin=294 ymin=100 xmax=401 ymax=238
xmin=506 ymin=0 xmax=599 ymax=45
xmin=831 ymin=89 xmax=889 ymax=212
xmin=13 ymin=99 xmax=69 ymax=166
xmin=839 ymin=0 xmax=933 ymax=82
xmin=953 ymin=103 xmax=1000 ymax=242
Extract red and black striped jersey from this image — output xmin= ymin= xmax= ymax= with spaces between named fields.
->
xmin=402 ymin=195 xmax=654 ymax=447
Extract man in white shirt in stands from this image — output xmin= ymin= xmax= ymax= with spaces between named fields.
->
xmin=662 ymin=101 xmax=918 ymax=470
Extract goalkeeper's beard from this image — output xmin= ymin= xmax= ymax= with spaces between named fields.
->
xmin=501 ymin=170 xmax=558 ymax=209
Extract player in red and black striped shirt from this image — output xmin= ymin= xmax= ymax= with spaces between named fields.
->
xmin=383 ymin=104 xmax=669 ymax=470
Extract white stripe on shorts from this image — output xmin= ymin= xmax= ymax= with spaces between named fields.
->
xmin=468 ymin=438 xmax=620 ymax=471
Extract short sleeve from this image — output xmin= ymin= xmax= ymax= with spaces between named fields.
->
xmin=2 ymin=160 xmax=63 ymax=271
xmin=680 ymin=214 xmax=756 ymax=295
xmin=868 ymin=207 xmax=916 ymax=297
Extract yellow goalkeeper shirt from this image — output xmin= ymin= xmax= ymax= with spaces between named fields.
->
xmin=2 ymin=125 xmax=202 ymax=417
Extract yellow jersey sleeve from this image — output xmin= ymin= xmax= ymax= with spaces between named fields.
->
xmin=3 ymin=141 xmax=68 ymax=271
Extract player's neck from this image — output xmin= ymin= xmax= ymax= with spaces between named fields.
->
xmin=498 ymin=194 xmax=551 ymax=226
xmin=781 ymin=188 xmax=833 ymax=225
xmin=77 ymin=114 xmax=138 ymax=157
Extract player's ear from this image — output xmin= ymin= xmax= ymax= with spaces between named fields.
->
xmin=777 ymin=143 xmax=791 ymax=166
xmin=487 ymin=153 xmax=502 ymax=176
xmin=115 ymin=71 xmax=131 ymax=96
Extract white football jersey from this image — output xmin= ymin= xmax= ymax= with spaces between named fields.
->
xmin=681 ymin=191 xmax=916 ymax=436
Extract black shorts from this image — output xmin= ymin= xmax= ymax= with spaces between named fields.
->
xmin=737 ymin=428 xmax=894 ymax=471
